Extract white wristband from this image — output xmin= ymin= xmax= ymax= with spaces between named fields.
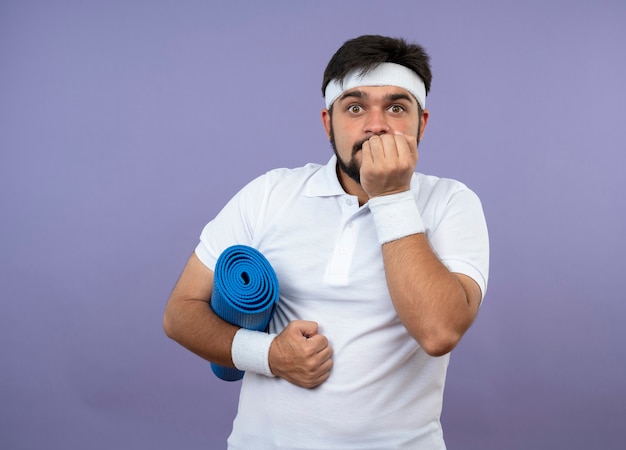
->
xmin=231 ymin=328 xmax=277 ymax=378
xmin=368 ymin=191 xmax=425 ymax=245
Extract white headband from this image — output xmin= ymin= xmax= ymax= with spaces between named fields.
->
xmin=324 ymin=62 xmax=426 ymax=110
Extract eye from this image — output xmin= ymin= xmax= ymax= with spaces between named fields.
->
xmin=348 ymin=104 xmax=363 ymax=114
xmin=388 ymin=104 xmax=405 ymax=114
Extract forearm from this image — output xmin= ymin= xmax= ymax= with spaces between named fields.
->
xmin=164 ymin=297 xmax=239 ymax=367
xmin=163 ymin=253 xmax=238 ymax=367
xmin=382 ymin=233 xmax=479 ymax=356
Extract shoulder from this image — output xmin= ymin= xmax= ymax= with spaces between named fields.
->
xmin=411 ymin=173 xmax=485 ymax=223
xmin=412 ymin=173 xmax=476 ymax=201
xmin=242 ymin=162 xmax=328 ymax=200
xmin=261 ymin=162 xmax=326 ymax=185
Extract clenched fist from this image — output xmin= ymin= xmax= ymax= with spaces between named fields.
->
xmin=360 ymin=133 xmax=418 ymax=199
xmin=268 ymin=320 xmax=333 ymax=389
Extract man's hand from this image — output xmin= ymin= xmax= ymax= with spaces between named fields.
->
xmin=360 ymin=133 xmax=418 ymax=198
xmin=268 ymin=320 xmax=333 ymax=389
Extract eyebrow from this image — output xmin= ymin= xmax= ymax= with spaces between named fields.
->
xmin=338 ymin=89 xmax=416 ymax=104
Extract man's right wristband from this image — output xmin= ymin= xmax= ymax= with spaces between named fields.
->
xmin=368 ymin=190 xmax=425 ymax=245
xmin=231 ymin=328 xmax=277 ymax=378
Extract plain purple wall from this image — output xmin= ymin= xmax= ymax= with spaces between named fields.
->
xmin=2 ymin=1 xmax=625 ymax=449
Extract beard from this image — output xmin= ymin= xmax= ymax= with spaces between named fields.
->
xmin=329 ymin=127 xmax=370 ymax=185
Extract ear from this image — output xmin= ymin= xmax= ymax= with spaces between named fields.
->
xmin=321 ymin=109 xmax=332 ymax=140
xmin=418 ymin=109 xmax=429 ymax=141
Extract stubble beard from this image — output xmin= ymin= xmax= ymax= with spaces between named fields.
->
xmin=329 ymin=125 xmax=369 ymax=185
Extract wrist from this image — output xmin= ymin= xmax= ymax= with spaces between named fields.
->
xmin=368 ymin=190 xmax=425 ymax=244
xmin=231 ymin=328 xmax=277 ymax=377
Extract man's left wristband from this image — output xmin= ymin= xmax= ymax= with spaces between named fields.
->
xmin=231 ymin=328 xmax=277 ymax=378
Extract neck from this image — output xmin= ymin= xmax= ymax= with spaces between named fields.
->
xmin=336 ymin=165 xmax=369 ymax=206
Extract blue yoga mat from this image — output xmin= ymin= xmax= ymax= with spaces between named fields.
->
xmin=210 ymin=245 xmax=280 ymax=381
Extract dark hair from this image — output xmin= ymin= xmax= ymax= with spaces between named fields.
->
xmin=321 ymin=35 xmax=432 ymax=99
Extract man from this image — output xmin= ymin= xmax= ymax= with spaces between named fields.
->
xmin=164 ymin=35 xmax=489 ymax=449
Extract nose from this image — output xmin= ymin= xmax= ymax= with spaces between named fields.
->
xmin=364 ymin=108 xmax=390 ymax=135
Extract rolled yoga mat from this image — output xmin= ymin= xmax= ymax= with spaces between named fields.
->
xmin=210 ymin=245 xmax=280 ymax=381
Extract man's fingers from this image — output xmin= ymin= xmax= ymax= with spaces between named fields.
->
xmin=365 ymin=135 xmax=396 ymax=162
xmin=394 ymin=133 xmax=418 ymax=162
xmin=307 ymin=334 xmax=332 ymax=358
xmin=306 ymin=332 xmax=327 ymax=347
xmin=365 ymin=134 xmax=415 ymax=162
xmin=289 ymin=320 xmax=319 ymax=338
xmin=269 ymin=320 xmax=333 ymax=389
xmin=362 ymin=134 xmax=414 ymax=168
xmin=361 ymin=139 xmax=373 ymax=166
xmin=366 ymin=135 xmax=386 ymax=157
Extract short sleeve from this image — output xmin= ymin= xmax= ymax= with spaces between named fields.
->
xmin=427 ymin=188 xmax=490 ymax=301
xmin=194 ymin=174 xmax=268 ymax=271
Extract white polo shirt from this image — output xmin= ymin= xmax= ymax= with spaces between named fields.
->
xmin=195 ymin=155 xmax=489 ymax=449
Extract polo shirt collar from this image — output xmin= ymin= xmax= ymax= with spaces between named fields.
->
xmin=304 ymin=154 xmax=347 ymax=198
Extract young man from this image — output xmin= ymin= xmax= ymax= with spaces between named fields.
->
xmin=164 ymin=35 xmax=489 ymax=449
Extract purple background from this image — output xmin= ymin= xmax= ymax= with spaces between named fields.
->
xmin=2 ymin=1 xmax=625 ymax=449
